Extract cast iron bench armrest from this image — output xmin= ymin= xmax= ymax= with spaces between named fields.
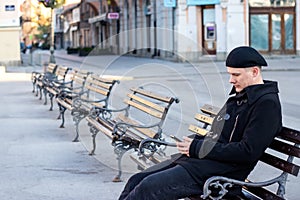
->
xmin=113 ymin=121 xmax=162 ymax=137
xmin=138 ymin=138 xmax=176 ymax=154
xmin=76 ymin=94 xmax=107 ymax=104
xmin=58 ymin=87 xmax=77 ymax=95
xmin=94 ymin=106 xmax=128 ymax=120
xmin=79 ymin=98 xmax=106 ymax=104
xmin=58 ymin=89 xmax=85 ymax=100
xmin=201 ymin=175 xmax=285 ymax=200
xmin=59 ymin=85 xmax=86 ymax=96
xmin=94 ymin=106 xmax=128 ymax=113
xmin=58 ymin=79 xmax=73 ymax=85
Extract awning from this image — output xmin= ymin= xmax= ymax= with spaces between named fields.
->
xmin=70 ymin=26 xmax=77 ymax=31
xmin=88 ymin=14 xmax=106 ymax=24
xmin=187 ymin=0 xmax=220 ymax=6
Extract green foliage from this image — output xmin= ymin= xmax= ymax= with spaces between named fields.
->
xmin=35 ymin=24 xmax=51 ymax=45
xmin=38 ymin=0 xmax=65 ymax=9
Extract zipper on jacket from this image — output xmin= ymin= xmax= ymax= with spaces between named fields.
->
xmin=229 ymin=115 xmax=239 ymax=142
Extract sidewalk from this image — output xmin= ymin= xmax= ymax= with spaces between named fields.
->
xmin=0 ymin=71 xmax=126 ymax=200
xmin=17 ymin=49 xmax=300 ymax=73
xmin=51 ymin=49 xmax=300 ymax=72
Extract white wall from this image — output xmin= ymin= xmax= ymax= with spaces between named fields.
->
xmin=176 ymin=4 xmax=201 ymax=60
xmin=215 ymin=4 xmax=226 ymax=59
xmin=0 ymin=0 xmax=21 ymax=65
xmin=0 ymin=27 xmax=21 ymax=64
xmin=296 ymin=0 xmax=300 ymax=55
xmin=225 ymin=0 xmax=246 ymax=53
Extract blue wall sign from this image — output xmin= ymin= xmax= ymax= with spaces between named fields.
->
xmin=187 ymin=0 xmax=220 ymax=6
xmin=164 ymin=0 xmax=176 ymax=7
xmin=5 ymin=5 xmax=15 ymax=11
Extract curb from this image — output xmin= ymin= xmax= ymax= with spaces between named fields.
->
xmin=0 ymin=66 xmax=6 ymax=74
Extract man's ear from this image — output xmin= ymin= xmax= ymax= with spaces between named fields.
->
xmin=252 ymin=66 xmax=260 ymax=77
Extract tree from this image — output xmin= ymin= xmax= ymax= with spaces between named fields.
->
xmin=37 ymin=0 xmax=66 ymax=63
xmin=38 ymin=0 xmax=65 ymax=8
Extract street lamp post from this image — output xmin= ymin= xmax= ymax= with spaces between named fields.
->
xmin=49 ymin=7 xmax=55 ymax=63
xmin=38 ymin=0 xmax=65 ymax=63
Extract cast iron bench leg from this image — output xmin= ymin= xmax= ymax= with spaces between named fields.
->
xmin=89 ymin=126 xmax=99 ymax=155
xmin=43 ymin=89 xmax=48 ymax=105
xmin=49 ymin=94 xmax=54 ymax=111
xmin=71 ymin=108 xmax=89 ymax=142
xmin=58 ymin=105 xmax=66 ymax=128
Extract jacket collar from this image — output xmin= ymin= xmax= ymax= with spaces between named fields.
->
xmin=229 ymin=80 xmax=279 ymax=105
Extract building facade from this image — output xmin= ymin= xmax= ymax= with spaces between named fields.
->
xmin=0 ymin=0 xmax=21 ymax=65
xmin=56 ymin=0 xmax=299 ymax=61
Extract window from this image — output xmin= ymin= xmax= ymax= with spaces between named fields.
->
xmin=250 ymin=15 xmax=268 ymax=51
xmin=249 ymin=0 xmax=295 ymax=7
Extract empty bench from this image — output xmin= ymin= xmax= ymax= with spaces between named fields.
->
xmin=43 ymin=65 xmax=71 ymax=111
xmin=31 ymin=63 xmax=57 ymax=99
xmin=132 ymin=104 xmax=219 ymax=169
xmin=55 ymin=68 xmax=91 ymax=128
xmin=134 ymin=104 xmax=300 ymax=200
xmin=86 ymin=87 xmax=179 ymax=182
xmin=67 ymin=74 xmax=119 ymax=142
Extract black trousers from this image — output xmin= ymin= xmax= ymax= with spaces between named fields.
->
xmin=118 ymin=160 xmax=202 ymax=200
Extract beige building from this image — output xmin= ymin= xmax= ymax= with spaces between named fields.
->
xmin=0 ymin=0 xmax=21 ymax=65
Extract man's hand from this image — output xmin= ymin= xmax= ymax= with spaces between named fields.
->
xmin=176 ymin=136 xmax=193 ymax=157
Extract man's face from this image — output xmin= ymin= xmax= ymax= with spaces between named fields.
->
xmin=227 ymin=67 xmax=255 ymax=92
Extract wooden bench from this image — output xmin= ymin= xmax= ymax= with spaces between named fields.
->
xmin=31 ymin=63 xmax=57 ymax=99
xmin=132 ymin=104 xmax=219 ymax=169
xmin=55 ymin=68 xmax=91 ymax=128
xmin=85 ymin=87 xmax=179 ymax=182
xmin=69 ymin=74 xmax=119 ymax=142
xmin=43 ymin=65 xmax=71 ymax=111
xmin=134 ymin=104 xmax=300 ymax=200
xmin=201 ymin=126 xmax=300 ymax=200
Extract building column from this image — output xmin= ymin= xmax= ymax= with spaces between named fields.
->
xmin=225 ymin=0 xmax=246 ymax=52
xmin=296 ymin=0 xmax=300 ymax=55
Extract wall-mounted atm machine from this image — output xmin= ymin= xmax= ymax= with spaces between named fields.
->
xmin=203 ymin=23 xmax=216 ymax=54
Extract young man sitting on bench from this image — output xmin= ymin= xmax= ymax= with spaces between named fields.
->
xmin=118 ymin=46 xmax=282 ymax=200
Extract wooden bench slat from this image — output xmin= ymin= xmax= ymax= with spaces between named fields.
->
xmin=242 ymin=186 xmax=284 ymax=200
xmin=72 ymin=68 xmax=89 ymax=75
xmin=200 ymin=104 xmax=220 ymax=116
xmin=91 ymin=102 xmax=105 ymax=108
xmin=86 ymin=116 xmax=114 ymax=139
xmin=46 ymin=63 xmax=57 ymax=73
xmin=277 ymin=127 xmax=300 ymax=144
xmin=124 ymin=99 xmax=164 ymax=119
xmin=131 ymin=87 xmax=175 ymax=104
xmin=127 ymin=93 xmax=166 ymax=113
xmin=91 ymin=74 xmax=117 ymax=84
xmin=85 ymin=85 xmax=109 ymax=96
xmin=95 ymin=117 xmax=146 ymax=143
xmin=73 ymin=76 xmax=86 ymax=84
xmin=269 ymin=138 xmax=300 ymax=158
xmin=260 ymin=152 xmax=299 ymax=176
xmin=86 ymin=78 xmax=112 ymax=90
xmin=194 ymin=113 xmax=214 ymax=125
xmin=188 ymin=124 xmax=209 ymax=136
xmin=117 ymin=114 xmax=157 ymax=138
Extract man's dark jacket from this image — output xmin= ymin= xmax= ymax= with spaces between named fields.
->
xmin=175 ymin=80 xmax=282 ymax=187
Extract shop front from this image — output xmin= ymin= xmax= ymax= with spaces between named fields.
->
xmin=249 ymin=0 xmax=296 ymax=54
xmin=188 ymin=0 xmax=219 ymax=55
